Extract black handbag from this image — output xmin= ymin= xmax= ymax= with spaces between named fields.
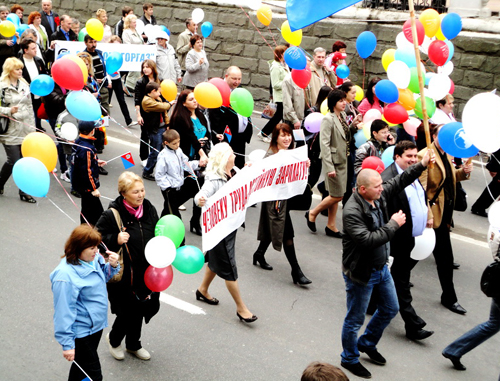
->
xmin=288 ymin=184 xmax=313 ymax=211
xmin=480 ymin=261 xmax=500 ymax=298
xmin=454 ymin=182 xmax=467 ymax=212
xmin=0 ymin=87 xmax=9 ymax=134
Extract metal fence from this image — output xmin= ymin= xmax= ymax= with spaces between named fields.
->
xmin=359 ymin=0 xmax=447 ymax=13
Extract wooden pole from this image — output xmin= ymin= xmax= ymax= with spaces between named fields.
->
xmin=408 ymin=0 xmax=433 ymax=165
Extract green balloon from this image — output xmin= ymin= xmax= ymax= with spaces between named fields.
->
xmin=78 ymin=28 xmax=87 ymax=42
xmin=229 ymin=88 xmax=254 ymax=117
xmin=172 ymin=245 xmax=205 ymax=274
xmin=155 ymin=215 xmax=185 ymax=248
xmin=414 ymin=96 xmax=436 ymax=119
xmin=408 ymin=67 xmax=420 ymax=94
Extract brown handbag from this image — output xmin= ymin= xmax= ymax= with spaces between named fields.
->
xmin=106 ymin=208 xmax=125 ymax=283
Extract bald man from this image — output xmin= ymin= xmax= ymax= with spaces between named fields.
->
xmin=208 ymin=66 xmax=253 ymax=168
xmin=340 ymin=149 xmax=434 ymax=379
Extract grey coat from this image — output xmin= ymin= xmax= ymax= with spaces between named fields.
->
xmin=182 ymin=49 xmax=209 ymax=88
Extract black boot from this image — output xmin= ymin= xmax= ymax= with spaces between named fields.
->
xmin=284 ymin=242 xmax=311 ymax=285
xmin=253 ymin=250 xmax=273 ymax=270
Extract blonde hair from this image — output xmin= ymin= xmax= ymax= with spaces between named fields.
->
xmin=1 ymin=57 xmax=24 ymax=82
xmin=124 ymin=14 xmax=137 ymax=30
xmin=118 ymin=171 xmax=144 ymax=195
xmin=109 ymin=35 xmax=122 ymax=44
xmin=77 ymin=52 xmax=94 ymax=76
xmin=96 ymin=9 xmax=107 ymax=18
xmin=206 ymin=143 xmax=233 ymax=179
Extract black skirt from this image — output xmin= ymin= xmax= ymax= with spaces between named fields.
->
xmin=206 ymin=230 xmax=238 ymax=281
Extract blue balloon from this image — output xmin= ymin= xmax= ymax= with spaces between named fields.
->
xmin=65 ymin=90 xmax=102 ymax=121
xmin=356 ymin=31 xmax=377 ymax=59
xmin=200 ymin=21 xmax=213 ymax=38
xmin=160 ymin=25 xmax=170 ymax=36
xmin=438 ymin=122 xmax=480 ymax=159
xmin=284 ymin=47 xmax=306 ymax=70
xmin=17 ymin=24 xmax=30 ymax=36
xmin=395 ymin=46 xmax=417 ymax=68
xmin=336 ymin=64 xmax=350 ymax=79
xmin=381 ymin=146 xmax=395 ymax=168
xmin=445 ymin=40 xmax=454 ymax=65
xmin=425 ymin=72 xmax=435 ymax=86
xmin=30 ymin=74 xmax=55 ymax=96
xmin=7 ymin=13 xmax=20 ymax=28
xmin=374 ymin=80 xmax=399 ymax=104
xmin=441 ymin=13 xmax=462 ymax=40
xmin=354 ymin=130 xmax=368 ymax=148
xmin=105 ymin=52 xmax=124 ymax=75
xmin=12 ymin=157 xmax=50 ymax=197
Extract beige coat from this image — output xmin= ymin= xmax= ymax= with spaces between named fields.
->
xmin=308 ymin=61 xmax=337 ymax=106
xmin=282 ymin=75 xmax=305 ymax=125
xmin=176 ymin=29 xmax=193 ymax=70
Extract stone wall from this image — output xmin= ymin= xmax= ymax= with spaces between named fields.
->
xmin=19 ymin=0 xmax=500 ymax=114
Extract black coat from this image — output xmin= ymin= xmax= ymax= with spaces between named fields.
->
xmin=71 ymin=136 xmax=100 ymax=193
xmin=342 ymin=162 xmax=426 ymax=285
xmin=95 ymin=197 xmax=160 ymax=322
xmin=42 ymin=84 xmax=67 ymax=120
xmin=40 ymin=11 xmax=59 ymax=38
xmin=50 ymin=27 xmax=77 ymax=43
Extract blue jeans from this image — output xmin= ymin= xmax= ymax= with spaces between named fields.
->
xmin=143 ymin=127 xmax=165 ymax=174
xmin=341 ymin=265 xmax=399 ymax=364
xmin=443 ymin=297 xmax=500 ymax=359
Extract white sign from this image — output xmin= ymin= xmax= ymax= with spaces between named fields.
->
xmin=201 ymin=146 xmax=308 ymax=252
xmin=55 ymin=41 xmax=157 ymax=71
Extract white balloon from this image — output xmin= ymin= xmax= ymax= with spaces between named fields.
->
xmin=247 ymin=0 xmax=262 ymax=10
xmin=419 ymin=36 xmax=433 ymax=55
xmin=145 ymin=236 xmax=177 ymax=268
xmin=442 ymin=61 xmax=454 ymax=76
xmin=410 ymin=228 xmax=436 ymax=260
xmin=396 ymin=32 xmax=413 ymax=50
xmin=463 ymin=93 xmax=500 ymax=153
xmin=248 ymin=149 xmax=266 ymax=162
xmin=60 ymin=122 xmax=78 ymax=141
xmin=144 ymin=24 xmax=156 ymax=38
xmin=428 ymin=74 xmax=451 ymax=101
xmin=135 ymin=19 xmax=145 ymax=36
xmin=192 ymin=8 xmax=205 ymax=24
xmin=387 ymin=60 xmax=411 ymax=89
xmin=489 ymin=202 xmax=500 ymax=228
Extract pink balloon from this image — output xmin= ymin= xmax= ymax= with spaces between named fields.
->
xmin=449 ymin=78 xmax=455 ymax=94
xmin=144 ymin=265 xmax=174 ymax=292
xmin=403 ymin=19 xmax=425 ymax=45
xmin=362 ymin=156 xmax=385 ymax=174
xmin=304 ymin=112 xmax=324 ymax=133
xmin=403 ymin=117 xmax=421 ymax=136
xmin=363 ymin=109 xmax=382 ymax=124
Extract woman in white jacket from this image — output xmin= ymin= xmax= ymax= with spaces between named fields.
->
xmin=155 ymin=31 xmax=181 ymax=84
xmin=0 ymin=57 xmax=36 ymax=202
xmin=182 ymin=35 xmax=209 ymax=90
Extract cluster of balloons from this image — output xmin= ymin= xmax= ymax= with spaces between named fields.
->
xmin=144 ymin=215 xmax=205 ymax=292
xmin=193 ymin=79 xmax=254 ymax=117
xmin=0 ymin=13 xmax=29 ymax=43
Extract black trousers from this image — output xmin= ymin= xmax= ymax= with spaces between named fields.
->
xmin=261 ymin=101 xmax=283 ymax=136
xmin=109 ymin=308 xmax=144 ymax=351
xmin=68 ymin=330 xmax=103 ymax=381
xmin=472 ymin=175 xmax=500 ymax=212
xmin=433 ymin=205 xmax=458 ymax=306
xmin=139 ymin=124 xmax=150 ymax=161
xmin=80 ymin=191 xmax=104 ymax=227
xmin=108 ymin=78 xmax=132 ymax=125
xmin=0 ymin=144 xmax=22 ymax=193
xmin=160 ymin=177 xmax=202 ymax=222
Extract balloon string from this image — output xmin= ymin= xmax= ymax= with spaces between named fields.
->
xmin=362 ymin=59 xmax=366 ymax=91
xmin=267 ymin=25 xmax=277 ymax=47
xmin=479 ymin=154 xmax=498 ymax=203
xmin=238 ymin=5 xmax=276 ymax=55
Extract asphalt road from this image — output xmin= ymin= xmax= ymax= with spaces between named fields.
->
xmin=0 ymin=95 xmax=498 ymax=380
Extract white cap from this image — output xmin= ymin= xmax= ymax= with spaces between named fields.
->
xmin=155 ymin=30 xmax=170 ymax=41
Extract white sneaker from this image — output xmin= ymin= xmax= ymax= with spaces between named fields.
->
xmin=178 ymin=204 xmax=186 ymax=211
xmin=128 ymin=121 xmax=139 ymax=127
xmin=53 ymin=167 xmax=58 ymax=173
xmin=106 ymin=333 xmax=124 ymax=360
xmin=141 ymin=159 xmax=147 ymax=167
xmin=60 ymin=171 xmax=70 ymax=183
xmin=109 ymin=103 xmax=113 ymax=108
xmin=258 ymin=132 xmax=271 ymax=143
xmin=127 ymin=347 xmax=150 ymax=360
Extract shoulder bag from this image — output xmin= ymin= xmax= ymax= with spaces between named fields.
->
xmin=0 ymin=87 xmax=10 ymax=134
xmin=106 ymin=208 xmax=125 ymax=283
xmin=480 ymin=261 xmax=500 ymax=298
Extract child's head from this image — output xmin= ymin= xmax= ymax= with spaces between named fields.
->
xmin=78 ymin=121 xmax=96 ymax=136
xmin=163 ymin=129 xmax=180 ymax=150
xmin=301 ymin=362 xmax=349 ymax=381
xmin=145 ymin=82 xmax=161 ymax=98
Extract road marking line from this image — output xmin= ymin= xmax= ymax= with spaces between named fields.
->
xmin=107 ymin=135 xmax=140 ymax=149
xmin=159 ymin=292 xmax=206 ymax=315
xmin=450 ymin=232 xmax=488 ymax=249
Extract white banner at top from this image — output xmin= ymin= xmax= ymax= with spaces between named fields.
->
xmin=54 ymin=41 xmax=156 ymax=72
xmin=201 ymin=146 xmax=308 ymax=252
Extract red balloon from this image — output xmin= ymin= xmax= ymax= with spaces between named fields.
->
xmin=428 ymin=40 xmax=449 ymax=67
xmin=144 ymin=265 xmax=174 ymax=292
xmin=37 ymin=102 xmax=48 ymax=119
xmin=384 ymin=103 xmax=409 ymax=124
xmin=291 ymin=67 xmax=312 ymax=89
xmin=51 ymin=57 xmax=85 ymax=91
xmin=403 ymin=19 xmax=425 ymax=46
xmin=361 ymin=156 xmax=385 ymax=174
xmin=449 ymin=78 xmax=455 ymax=94
xmin=208 ymin=77 xmax=231 ymax=107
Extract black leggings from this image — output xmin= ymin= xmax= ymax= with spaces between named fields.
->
xmin=108 ymin=78 xmax=132 ymax=125
xmin=68 ymin=330 xmax=103 ymax=381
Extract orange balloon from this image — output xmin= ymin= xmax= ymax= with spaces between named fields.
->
xmin=398 ymin=88 xmax=416 ymax=110
xmin=21 ymin=132 xmax=58 ymax=172
xmin=161 ymin=80 xmax=177 ymax=102
xmin=257 ymin=5 xmax=272 ymax=26
xmin=194 ymin=82 xmax=222 ymax=109
xmin=66 ymin=55 xmax=88 ymax=84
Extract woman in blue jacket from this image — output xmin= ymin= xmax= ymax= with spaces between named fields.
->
xmin=50 ymin=224 xmax=120 ymax=381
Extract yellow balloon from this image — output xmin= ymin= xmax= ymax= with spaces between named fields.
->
xmin=281 ymin=20 xmax=302 ymax=46
xmin=363 ymin=120 xmax=372 ymax=139
xmin=435 ymin=14 xmax=447 ymax=40
xmin=0 ymin=20 xmax=16 ymax=38
xmin=66 ymin=55 xmax=88 ymax=84
xmin=397 ymin=88 xmax=416 ymax=110
xmin=354 ymin=85 xmax=364 ymax=102
xmin=419 ymin=9 xmax=440 ymax=38
xmin=86 ymin=18 xmax=104 ymax=41
xmin=194 ymin=82 xmax=222 ymax=109
xmin=161 ymin=80 xmax=177 ymax=102
xmin=381 ymin=49 xmax=396 ymax=71
xmin=257 ymin=5 xmax=272 ymax=26
xmin=21 ymin=132 xmax=58 ymax=172
xmin=320 ymin=99 xmax=328 ymax=115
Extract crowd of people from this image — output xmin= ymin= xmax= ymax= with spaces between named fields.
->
xmin=1 ymin=2 xmax=499 ymax=380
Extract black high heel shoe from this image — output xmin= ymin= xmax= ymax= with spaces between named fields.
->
xmin=195 ymin=289 xmax=219 ymax=305
xmin=237 ymin=312 xmax=258 ymax=323
xmin=253 ymin=250 xmax=273 ymax=270
xmin=19 ymin=194 xmax=36 ymax=203
xmin=190 ymin=221 xmax=202 ymax=236
xmin=325 ymin=227 xmax=343 ymax=238
xmin=0 ymin=187 xmax=4 ymax=195
xmin=305 ymin=211 xmax=317 ymax=232
xmin=291 ymin=269 xmax=312 ymax=285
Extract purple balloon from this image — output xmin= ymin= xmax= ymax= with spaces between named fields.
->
xmin=304 ymin=112 xmax=324 ymax=133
